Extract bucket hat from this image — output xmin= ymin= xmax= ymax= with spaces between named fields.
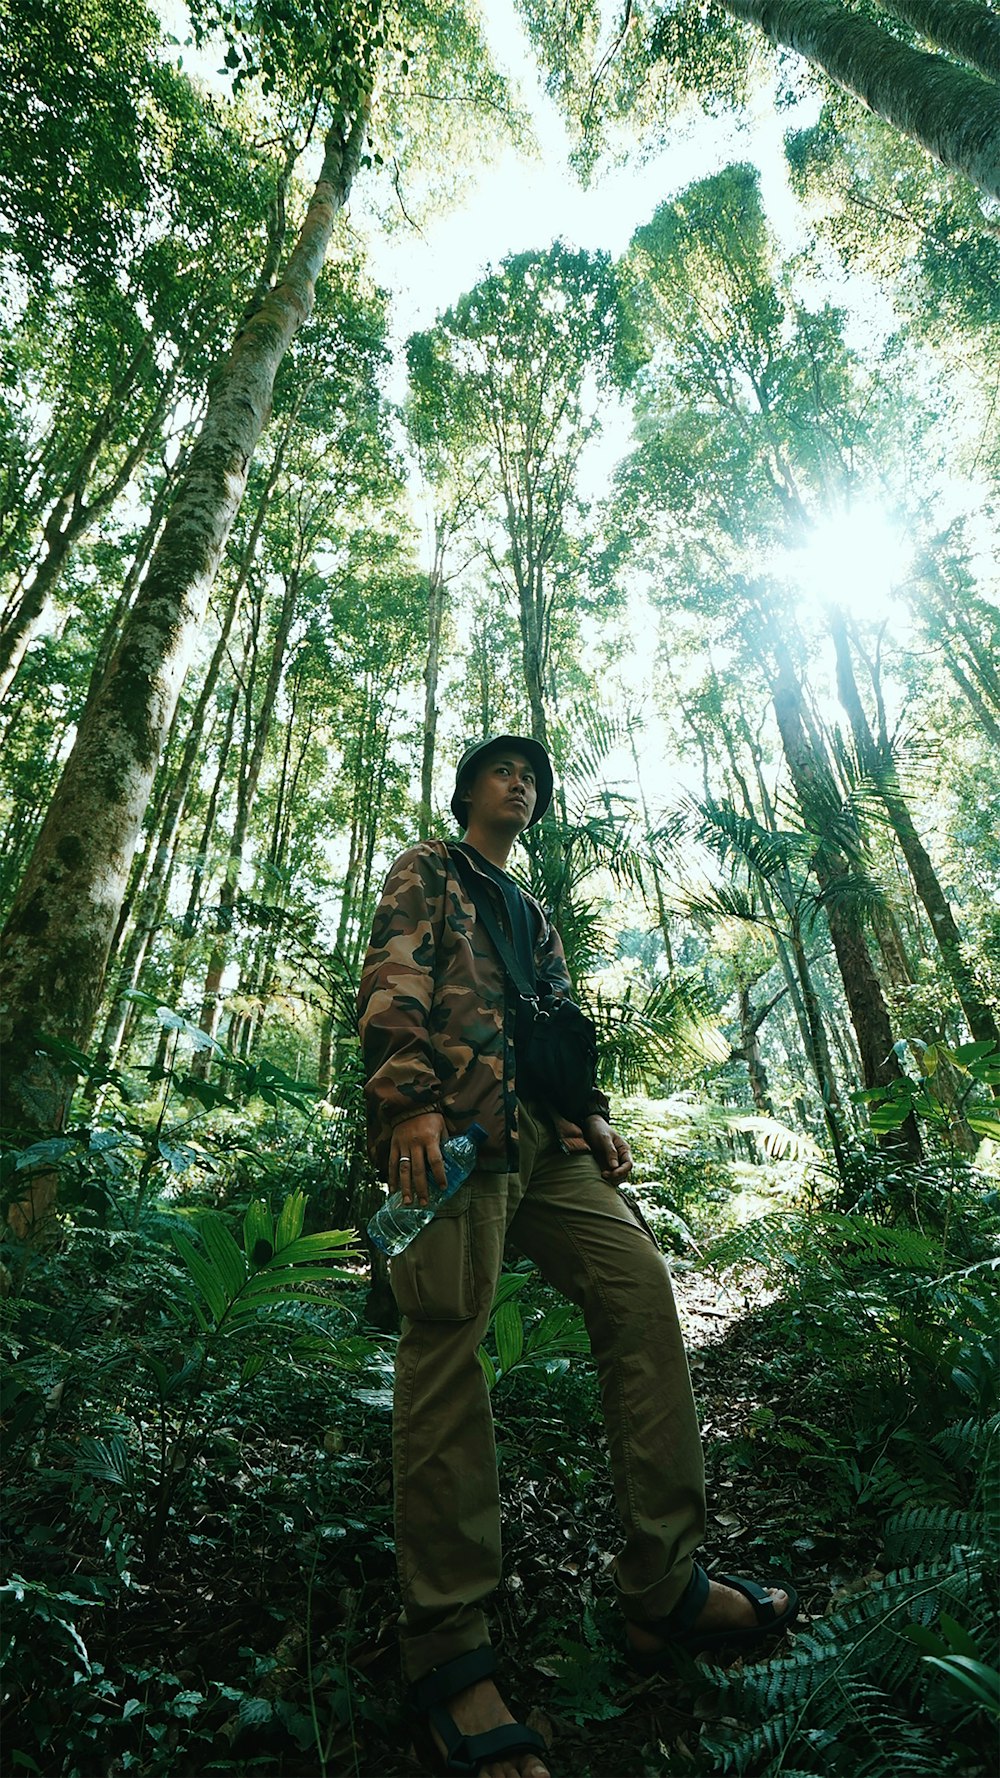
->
xmin=450 ymin=735 xmax=553 ymax=828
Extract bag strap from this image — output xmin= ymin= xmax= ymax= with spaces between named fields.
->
xmin=447 ymin=845 xmax=539 ymax=1006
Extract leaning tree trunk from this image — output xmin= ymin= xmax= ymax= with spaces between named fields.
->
xmin=722 ymin=0 xmax=1000 ymax=199
xmin=0 ymin=105 xmax=369 ymax=1156
xmin=830 ymin=609 xmax=1000 ymax=1067
xmin=880 ymin=0 xmax=1000 ymax=82
xmin=771 ymin=650 xmax=922 ymax=1160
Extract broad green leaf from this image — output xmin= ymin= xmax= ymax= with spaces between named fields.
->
xmin=494 ymin=1300 xmax=524 ymax=1374
xmin=922 ymin=1654 xmax=1000 ymax=1717
xmin=937 ymin=1613 xmax=981 ymax=1659
xmin=274 ymin=1190 xmax=306 ymax=1252
xmin=158 ymin=1138 xmax=200 ymax=1173
xmin=268 ymin=1230 xmax=357 ymax=1266
xmin=198 ymin=1215 xmax=247 ymax=1300
xmin=489 ymin=1271 xmax=533 ymax=1311
xmin=869 ymin=1104 xmax=912 ymax=1131
xmin=171 ymin=1229 xmax=227 ymax=1323
xmin=968 ymin=1114 xmax=1000 ymax=1141
xmin=155 ymin=1006 xmax=225 ymax=1056
xmin=240 ymin=1353 xmax=267 ymax=1383
xmin=13 ymin=1137 xmax=76 ymax=1169
xmin=243 ymin=1199 xmax=274 ymax=1267
xmin=951 ymin=1040 xmax=998 ymax=1066
xmin=477 ymin=1347 xmax=498 ymax=1389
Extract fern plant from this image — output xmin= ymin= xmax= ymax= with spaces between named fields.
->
xmin=700 ymin=1561 xmax=991 ymax=1776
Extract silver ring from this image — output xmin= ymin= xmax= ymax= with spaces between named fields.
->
xmin=399 ymin=1156 xmax=411 ymax=1166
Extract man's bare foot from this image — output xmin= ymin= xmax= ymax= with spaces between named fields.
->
xmin=627 ymin=1577 xmax=791 ymax=1654
xmin=425 ymin=1676 xmax=550 ymax=1778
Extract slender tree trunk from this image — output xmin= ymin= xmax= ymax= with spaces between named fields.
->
xmin=736 ymin=983 xmax=776 ymax=1114
xmin=771 ymin=650 xmax=922 ymax=1159
xmin=419 ymin=531 xmax=447 ymax=840
xmin=80 ymin=458 xmax=185 ymax=715
xmin=830 ymin=608 xmax=1000 ymax=1060
xmin=630 ymin=728 xmax=674 ymax=969
xmin=942 ymin=653 xmax=1000 ymax=745
xmin=93 ymin=575 xmax=248 ymax=1076
xmin=881 ymin=0 xmax=1000 ymax=84
xmin=723 ymin=0 xmax=1000 ymax=198
xmin=196 ymin=569 xmax=299 ymax=1055
xmin=317 ymin=1009 xmax=335 ymax=1097
xmin=0 ymin=105 xmax=369 ymax=1150
xmin=0 ymin=348 xmax=186 ymax=703
xmin=786 ymin=914 xmax=852 ymax=1173
xmin=151 ymin=687 xmax=241 ymax=1076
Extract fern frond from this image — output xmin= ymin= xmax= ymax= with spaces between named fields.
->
xmin=884 ymin=1505 xmax=986 ymax=1563
xmin=701 ymin=1564 xmax=982 ymax=1777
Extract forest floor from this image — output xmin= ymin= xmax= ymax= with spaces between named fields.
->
xmin=142 ymin=1265 xmax=882 ymax=1778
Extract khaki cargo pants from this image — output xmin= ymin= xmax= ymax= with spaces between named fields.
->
xmin=389 ymin=1100 xmax=707 ymax=1681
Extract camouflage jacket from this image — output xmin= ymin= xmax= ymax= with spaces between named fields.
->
xmin=358 ymin=839 xmax=609 ymax=1177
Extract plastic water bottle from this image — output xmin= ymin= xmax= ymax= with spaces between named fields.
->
xmin=367 ymin=1123 xmax=487 ymax=1257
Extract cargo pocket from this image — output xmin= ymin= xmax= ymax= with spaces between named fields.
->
xmin=389 ymin=1181 xmax=477 ymax=1322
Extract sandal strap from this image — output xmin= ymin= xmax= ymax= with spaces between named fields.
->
xmin=654 ymin=1561 xmax=710 ymax=1634
xmin=717 ymin=1572 xmax=781 ymax=1622
xmin=408 ymin=1644 xmax=497 ymax=1711
xmin=427 ymin=1713 xmax=547 ymax=1775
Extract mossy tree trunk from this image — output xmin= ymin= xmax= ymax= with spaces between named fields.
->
xmin=0 ymin=106 xmax=368 ymax=1163
xmin=723 ymin=0 xmax=1000 ymax=198
xmin=881 ymin=0 xmax=1000 ymax=82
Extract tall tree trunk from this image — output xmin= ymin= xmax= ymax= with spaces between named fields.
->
xmin=151 ymin=687 xmax=240 ymax=1076
xmin=196 ymin=569 xmax=299 ymax=1056
xmin=830 ymin=608 xmax=1000 ymax=1062
xmin=736 ymin=982 xmax=777 ymax=1115
xmin=771 ymin=648 xmax=922 ymax=1159
xmin=630 ymin=728 xmax=675 ymax=969
xmin=93 ymin=574 xmax=248 ymax=1077
xmin=786 ymin=913 xmax=852 ymax=1173
xmin=80 ymin=455 xmax=186 ymax=715
xmin=722 ymin=0 xmax=1000 ymax=198
xmin=882 ymin=0 xmax=1000 ymax=83
xmin=0 ymin=105 xmax=369 ymax=1151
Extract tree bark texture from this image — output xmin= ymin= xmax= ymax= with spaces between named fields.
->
xmin=93 ymin=578 xmax=246 ymax=1077
xmin=0 ymin=106 xmax=368 ymax=1141
xmin=881 ymin=0 xmax=1000 ymax=82
xmin=723 ymin=0 xmax=1000 ymax=198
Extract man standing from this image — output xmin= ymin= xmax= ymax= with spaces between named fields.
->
xmin=358 ymin=736 xmax=795 ymax=1778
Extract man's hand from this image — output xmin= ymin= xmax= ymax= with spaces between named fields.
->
xmin=389 ymin=1112 xmax=449 ymax=1206
xmin=582 ymin=1115 xmax=632 ymax=1184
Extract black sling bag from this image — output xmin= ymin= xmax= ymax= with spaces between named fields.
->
xmin=448 ymin=845 xmax=598 ymax=1126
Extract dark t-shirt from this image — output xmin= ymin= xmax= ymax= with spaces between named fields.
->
xmin=454 ymin=843 xmax=537 ymax=1065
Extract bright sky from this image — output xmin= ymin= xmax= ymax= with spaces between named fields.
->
xmin=160 ymin=1 xmax=959 ymax=818
xmin=362 ymin=1 xmax=824 ymax=364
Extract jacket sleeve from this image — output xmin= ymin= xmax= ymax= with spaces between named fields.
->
xmin=357 ymin=846 xmax=447 ymax=1152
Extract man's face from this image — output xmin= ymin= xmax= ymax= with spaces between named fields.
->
xmin=463 ymin=750 xmax=538 ymax=833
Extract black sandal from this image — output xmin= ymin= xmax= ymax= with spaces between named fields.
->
xmin=627 ymin=1562 xmax=799 ymax=1671
xmin=407 ymin=1645 xmax=550 ymax=1775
